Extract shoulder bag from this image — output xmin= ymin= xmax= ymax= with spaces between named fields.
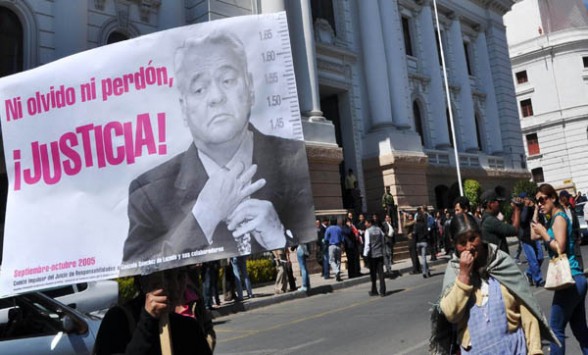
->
xmin=544 ymin=240 xmax=576 ymax=291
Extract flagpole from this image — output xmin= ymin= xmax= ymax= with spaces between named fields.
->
xmin=433 ymin=0 xmax=464 ymax=196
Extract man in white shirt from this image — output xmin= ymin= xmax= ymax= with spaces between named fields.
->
xmin=382 ymin=214 xmax=395 ymax=276
xmin=363 ymin=219 xmax=386 ymax=297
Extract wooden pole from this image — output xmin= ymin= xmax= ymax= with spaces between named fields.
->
xmin=159 ymin=312 xmax=173 ymax=355
xmin=158 ymin=271 xmax=173 ymax=355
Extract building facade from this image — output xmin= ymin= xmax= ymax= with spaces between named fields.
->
xmin=505 ymin=0 xmax=588 ymax=194
xmin=0 ymin=0 xmax=527 ymax=219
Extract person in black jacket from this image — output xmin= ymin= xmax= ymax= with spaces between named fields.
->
xmin=93 ymin=268 xmax=213 ymax=355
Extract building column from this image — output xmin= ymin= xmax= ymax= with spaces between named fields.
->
xmin=417 ymin=1 xmax=450 ymax=148
xmin=54 ymin=1 xmax=88 ymax=59
xmin=158 ymin=0 xmax=185 ymax=29
xmin=379 ymin=0 xmax=412 ymax=129
xmin=285 ymin=0 xmax=324 ymax=121
xmin=474 ymin=28 xmax=503 ymax=154
xmin=357 ymin=0 xmax=394 ymax=129
xmin=447 ymin=18 xmax=477 ymax=152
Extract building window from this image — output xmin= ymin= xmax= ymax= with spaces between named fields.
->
xmin=515 ymin=70 xmax=528 ymax=84
xmin=446 ymin=109 xmax=454 ymax=147
xmin=402 ymin=17 xmax=414 ymax=57
xmin=526 ymin=133 xmax=540 ymax=155
xmin=531 ymin=167 xmax=544 ymax=183
xmin=435 ymin=29 xmax=444 ymax=65
xmin=474 ymin=114 xmax=484 ymax=151
xmin=463 ymin=42 xmax=473 ymax=75
xmin=413 ymin=101 xmax=424 ymax=146
xmin=520 ymin=98 xmax=534 ymax=117
xmin=583 ymin=56 xmax=588 ymax=68
xmin=107 ymin=31 xmax=129 ymax=44
xmin=311 ymin=0 xmax=336 ymax=35
xmin=0 ymin=7 xmax=23 ymax=78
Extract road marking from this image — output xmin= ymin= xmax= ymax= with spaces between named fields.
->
xmin=219 ymin=338 xmax=325 ymax=354
xmin=220 ymin=297 xmax=380 ymax=342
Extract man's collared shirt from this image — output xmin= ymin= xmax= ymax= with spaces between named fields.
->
xmin=324 ymin=225 xmax=343 ymax=246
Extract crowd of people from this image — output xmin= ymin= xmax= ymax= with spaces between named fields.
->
xmin=430 ymin=183 xmax=587 ymax=354
xmin=92 ymin=182 xmax=587 ymax=354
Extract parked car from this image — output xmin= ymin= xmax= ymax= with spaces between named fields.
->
xmin=574 ymin=201 xmax=588 ymax=245
xmin=0 ymin=292 xmax=101 ymax=354
xmin=41 ymin=280 xmax=118 ymax=314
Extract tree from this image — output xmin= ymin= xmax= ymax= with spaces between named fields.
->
xmin=513 ymin=179 xmax=537 ymax=198
xmin=463 ymin=179 xmax=482 ymax=207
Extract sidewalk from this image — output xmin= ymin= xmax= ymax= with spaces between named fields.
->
xmin=209 ymin=252 xmax=452 ymax=318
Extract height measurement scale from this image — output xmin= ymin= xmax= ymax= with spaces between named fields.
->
xmin=252 ymin=12 xmax=303 ymax=141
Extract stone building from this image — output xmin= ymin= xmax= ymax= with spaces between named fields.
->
xmin=505 ymin=0 xmax=588 ymax=194
xmin=0 ymin=0 xmax=527 ymax=220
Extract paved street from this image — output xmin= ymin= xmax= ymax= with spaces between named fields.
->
xmin=213 ymin=245 xmax=588 ymax=355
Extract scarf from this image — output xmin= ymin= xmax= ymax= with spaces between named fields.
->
xmin=429 ymin=243 xmax=558 ymax=354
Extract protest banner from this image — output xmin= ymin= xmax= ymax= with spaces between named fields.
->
xmin=0 ymin=12 xmax=315 ymax=297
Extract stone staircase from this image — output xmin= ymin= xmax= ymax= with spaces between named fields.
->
xmin=392 ymin=238 xmax=411 ymax=262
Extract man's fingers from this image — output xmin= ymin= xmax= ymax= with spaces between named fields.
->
xmin=232 ymin=218 xmax=259 ymax=237
xmin=240 ymin=178 xmax=266 ymax=198
xmin=226 ymin=200 xmax=257 ymax=230
xmin=238 ymin=164 xmax=258 ymax=184
xmin=229 ymin=161 xmax=245 ymax=179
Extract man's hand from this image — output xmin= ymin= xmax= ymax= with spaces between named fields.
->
xmin=457 ymin=250 xmax=474 ymax=285
xmin=144 ymin=288 xmax=169 ymax=319
xmin=193 ymin=163 xmax=265 ymax=239
xmin=227 ymin=199 xmax=286 ymax=250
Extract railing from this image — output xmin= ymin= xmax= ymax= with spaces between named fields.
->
xmin=427 ymin=150 xmax=450 ymax=165
xmin=459 ymin=154 xmax=480 ymax=167
xmin=488 ymin=156 xmax=505 ymax=169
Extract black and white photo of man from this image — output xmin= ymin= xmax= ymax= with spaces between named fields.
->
xmin=122 ymin=31 xmax=315 ymax=269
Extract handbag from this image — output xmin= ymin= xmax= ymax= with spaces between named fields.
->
xmin=544 ymin=240 xmax=576 ymax=291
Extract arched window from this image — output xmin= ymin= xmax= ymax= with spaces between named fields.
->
xmin=107 ymin=31 xmax=129 ymax=44
xmin=413 ymin=101 xmax=424 ymax=146
xmin=0 ymin=7 xmax=23 ymax=78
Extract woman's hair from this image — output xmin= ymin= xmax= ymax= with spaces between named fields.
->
xmin=536 ymin=183 xmax=561 ymax=208
xmin=449 ymin=213 xmax=481 ymax=245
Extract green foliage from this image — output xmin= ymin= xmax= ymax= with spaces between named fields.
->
xmin=117 ymin=277 xmax=138 ymax=304
xmin=501 ymin=201 xmax=513 ymax=224
xmin=463 ymin=179 xmax=482 ymax=207
xmin=513 ymin=180 xmax=537 ymax=198
xmin=246 ymin=258 xmax=276 ymax=284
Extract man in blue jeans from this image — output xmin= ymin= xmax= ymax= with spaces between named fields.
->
xmin=518 ymin=193 xmax=544 ymax=287
xmin=324 ymin=218 xmax=344 ymax=281
xmin=230 ymin=255 xmax=253 ymax=300
xmin=296 ymin=243 xmax=310 ymax=291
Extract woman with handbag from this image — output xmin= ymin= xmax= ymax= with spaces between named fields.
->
xmin=531 ymin=183 xmax=588 ymax=354
xmin=430 ymin=213 xmax=556 ymax=354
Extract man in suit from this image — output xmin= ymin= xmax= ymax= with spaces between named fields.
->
xmin=122 ymin=32 xmax=314 ymax=271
